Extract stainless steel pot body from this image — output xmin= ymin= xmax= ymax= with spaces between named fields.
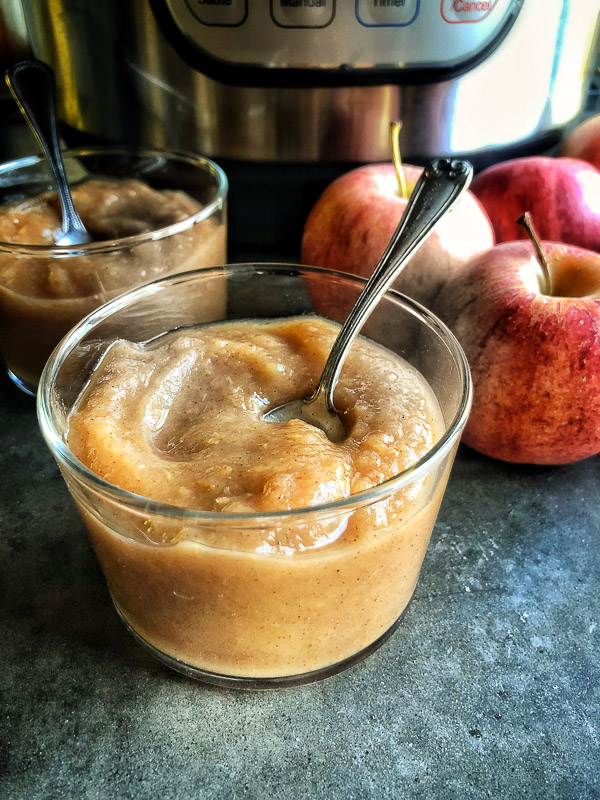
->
xmin=12 ymin=0 xmax=600 ymax=163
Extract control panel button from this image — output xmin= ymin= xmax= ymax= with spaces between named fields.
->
xmin=186 ymin=0 xmax=247 ymax=26
xmin=441 ymin=0 xmax=498 ymax=24
xmin=270 ymin=0 xmax=335 ymax=28
xmin=356 ymin=0 xmax=419 ymax=27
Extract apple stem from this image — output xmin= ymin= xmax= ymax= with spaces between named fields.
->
xmin=517 ymin=212 xmax=553 ymax=295
xmin=390 ymin=121 xmax=408 ymax=200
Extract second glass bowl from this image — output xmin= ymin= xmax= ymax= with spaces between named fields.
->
xmin=0 ymin=146 xmax=227 ymax=394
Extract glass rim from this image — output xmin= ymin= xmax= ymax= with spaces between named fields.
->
xmin=0 ymin=145 xmax=228 ymax=256
xmin=37 ymin=263 xmax=473 ymax=525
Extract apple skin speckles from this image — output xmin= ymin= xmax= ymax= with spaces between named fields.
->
xmin=301 ymin=162 xmax=494 ymax=312
xmin=434 ymin=240 xmax=600 ymax=465
xmin=470 ymin=156 xmax=600 ymax=253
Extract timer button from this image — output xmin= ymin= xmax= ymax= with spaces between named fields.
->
xmin=270 ymin=0 xmax=335 ymax=28
xmin=186 ymin=0 xmax=248 ymax=26
xmin=356 ymin=0 xmax=419 ymax=27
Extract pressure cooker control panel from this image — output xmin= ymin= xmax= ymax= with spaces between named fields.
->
xmin=158 ymin=0 xmax=523 ymax=84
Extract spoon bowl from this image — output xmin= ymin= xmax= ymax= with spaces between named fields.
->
xmin=5 ymin=60 xmax=94 ymax=247
xmin=263 ymin=157 xmax=473 ymax=441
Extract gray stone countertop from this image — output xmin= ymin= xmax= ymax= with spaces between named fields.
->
xmin=0 ymin=367 xmax=598 ymax=800
xmin=0 ymin=102 xmax=598 ymax=799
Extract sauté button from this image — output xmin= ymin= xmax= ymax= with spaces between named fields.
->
xmin=187 ymin=0 xmax=247 ymax=26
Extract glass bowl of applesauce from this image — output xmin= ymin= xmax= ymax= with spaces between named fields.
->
xmin=0 ymin=146 xmax=227 ymax=395
xmin=37 ymin=264 xmax=471 ymax=689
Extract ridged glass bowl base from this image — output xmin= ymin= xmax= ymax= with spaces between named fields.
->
xmin=114 ymin=600 xmax=413 ymax=689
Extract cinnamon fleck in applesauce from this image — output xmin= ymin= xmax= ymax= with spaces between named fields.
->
xmin=67 ymin=316 xmax=450 ymax=678
xmin=0 ymin=178 xmax=226 ymax=389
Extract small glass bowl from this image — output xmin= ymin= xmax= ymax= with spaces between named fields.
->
xmin=37 ymin=264 xmax=471 ymax=688
xmin=0 ymin=146 xmax=227 ymax=394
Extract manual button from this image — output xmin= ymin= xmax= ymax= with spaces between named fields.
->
xmin=270 ymin=0 xmax=335 ymax=28
xmin=187 ymin=0 xmax=247 ymax=27
xmin=356 ymin=0 xmax=419 ymax=27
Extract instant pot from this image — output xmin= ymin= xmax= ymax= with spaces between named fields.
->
xmin=4 ymin=0 xmax=600 ymax=253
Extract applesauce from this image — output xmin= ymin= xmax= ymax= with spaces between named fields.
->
xmin=66 ymin=316 xmax=451 ymax=679
xmin=0 ymin=150 xmax=227 ymax=393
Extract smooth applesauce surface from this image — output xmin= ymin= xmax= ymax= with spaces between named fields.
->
xmin=68 ymin=317 xmax=449 ymax=678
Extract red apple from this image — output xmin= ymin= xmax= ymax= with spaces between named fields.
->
xmin=470 ymin=156 xmax=600 ymax=252
xmin=433 ymin=239 xmax=600 ymax=464
xmin=301 ymin=162 xmax=495 ymax=309
xmin=559 ymin=114 xmax=600 ymax=170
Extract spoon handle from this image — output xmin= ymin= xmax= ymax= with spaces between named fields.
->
xmin=5 ymin=60 xmax=87 ymax=240
xmin=312 ymin=158 xmax=473 ymax=412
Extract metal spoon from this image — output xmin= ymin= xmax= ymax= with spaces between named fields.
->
xmin=5 ymin=60 xmax=93 ymax=247
xmin=263 ymin=157 xmax=473 ymax=442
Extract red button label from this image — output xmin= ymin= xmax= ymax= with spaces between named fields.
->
xmin=441 ymin=0 xmax=499 ymax=23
